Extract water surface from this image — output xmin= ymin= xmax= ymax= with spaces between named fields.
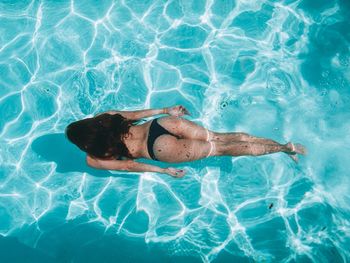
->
xmin=0 ymin=0 xmax=350 ymax=262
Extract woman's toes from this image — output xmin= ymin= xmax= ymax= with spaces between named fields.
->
xmin=293 ymin=143 xmax=307 ymax=155
xmin=286 ymin=142 xmax=307 ymax=155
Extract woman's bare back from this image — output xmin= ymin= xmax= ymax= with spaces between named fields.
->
xmin=121 ymin=121 xmax=151 ymax=159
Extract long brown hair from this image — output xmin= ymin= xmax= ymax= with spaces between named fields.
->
xmin=65 ymin=113 xmax=136 ymax=159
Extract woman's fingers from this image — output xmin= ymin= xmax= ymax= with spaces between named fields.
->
xmin=174 ymin=169 xmax=185 ymax=177
xmin=167 ymin=167 xmax=186 ymax=178
xmin=167 ymin=105 xmax=190 ymax=117
xmin=176 ymin=105 xmax=190 ymax=116
xmin=182 ymin=106 xmax=190 ymax=115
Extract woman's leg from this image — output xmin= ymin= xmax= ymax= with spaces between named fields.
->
xmin=158 ymin=116 xmax=284 ymax=146
xmin=209 ymin=135 xmax=305 ymax=162
xmin=157 ymin=116 xmax=213 ymax=141
xmin=152 ymin=136 xmax=214 ymax=163
xmin=211 ymin=132 xmax=282 ymax=146
xmin=214 ymin=141 xmax=294 ymax=156
xmin=156 ymin=117 xmax=305 ymax=159
xmin=152 ymin=135 xmax=295 ymax=163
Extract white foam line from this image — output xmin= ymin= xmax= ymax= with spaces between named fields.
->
xmin=117 ymin=205 xmax=136 ymax=234
xmin=0 ymin=193 xmax=22 ymax=197
xmin=140 ymin=1 xmax=159 ymax=23
xmin=0 ymin=33 xmax=30 ymax=54
xmin=31 ymin=2 xmax=42 ymax=44
xmin=0 ymin=91 xmax=26 ymax=138
xmin=87 ymin=177 xmax=112 ymax=226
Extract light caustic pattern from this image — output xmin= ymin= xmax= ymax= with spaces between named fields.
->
xmin=0 ymin=0 xmax=350 ymax=262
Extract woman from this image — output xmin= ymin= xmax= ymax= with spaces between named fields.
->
xmin=65 ymin=105 xmax=306 ymax=178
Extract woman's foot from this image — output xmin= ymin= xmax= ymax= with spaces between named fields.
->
xmin=288 ymin=142 xmax=307 ymax=155
xmin=285 ymin=142 xmax=307 ymax=163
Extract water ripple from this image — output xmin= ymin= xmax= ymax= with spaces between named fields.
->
xmin=0 ymin=0 xmax=349 ymax=262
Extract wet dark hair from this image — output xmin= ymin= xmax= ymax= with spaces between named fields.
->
xmin=65 ymin=113 xmax=136 ymax=159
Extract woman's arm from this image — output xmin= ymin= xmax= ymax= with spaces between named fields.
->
xmin=86 ymin=155 xmax=185 ymax=178
xmin=95 ymin=105 xmax=190 ymax=120
xmin=95 ymin=108 xmax=167 ymax=120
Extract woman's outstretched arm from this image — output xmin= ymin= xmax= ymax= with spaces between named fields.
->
xmin=95 ymin=105 xmax=190 ymax=120
xmin=86 ymin=155 xmax=185 ymax=178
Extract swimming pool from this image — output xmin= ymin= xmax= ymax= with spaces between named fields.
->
xmin=1 ymin=0 xmax=349 ymax=262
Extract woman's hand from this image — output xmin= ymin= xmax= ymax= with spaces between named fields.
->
xmin=165 ymin=105 xmax=190 ymax=117
xmin=165 ymin=167 xmax=186 ymax=178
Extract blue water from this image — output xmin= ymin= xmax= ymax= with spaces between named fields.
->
xmin=0 ymin=0 xmax=350 ymax=262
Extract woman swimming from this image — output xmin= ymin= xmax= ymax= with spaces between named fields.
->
xmin=65 ymin=105 xmax=306 ymax=178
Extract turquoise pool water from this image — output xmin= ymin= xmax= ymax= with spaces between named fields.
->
xmin=1 ymin=0 xmax=350 ymax=262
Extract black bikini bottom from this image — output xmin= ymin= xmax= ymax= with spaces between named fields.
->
xmin=147 ymin=118 xmax=179 ymax=161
